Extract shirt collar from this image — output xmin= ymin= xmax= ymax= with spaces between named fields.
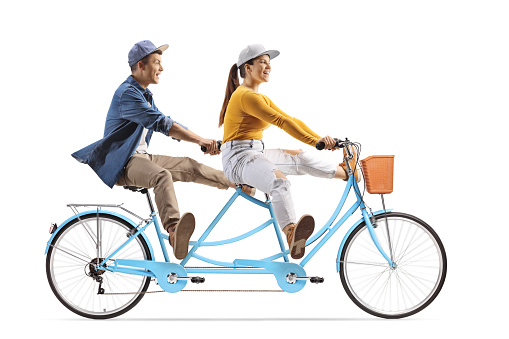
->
xmin=127 ymin=75 xmax=152 ymax=96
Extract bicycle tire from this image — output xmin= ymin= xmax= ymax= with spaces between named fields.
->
xmin=339 ymin=212 xmax=447 ymax=319
xmin=46 ymin=213 xmax=152 ymax=319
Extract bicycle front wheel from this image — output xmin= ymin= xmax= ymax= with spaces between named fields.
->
xmin=46 ymin=213 xmax=152 ymax=319
xmin=339 ymin=212 xmax=447 ymax=319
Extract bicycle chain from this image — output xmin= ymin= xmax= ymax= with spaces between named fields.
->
xmin=103 ymin=289 xmax=283 ymax=295
xmin=102 ymin=266 xmax=283 ymax=295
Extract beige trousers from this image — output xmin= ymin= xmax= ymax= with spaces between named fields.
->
xmin=116 ymin=154 xmax=231 ymax=231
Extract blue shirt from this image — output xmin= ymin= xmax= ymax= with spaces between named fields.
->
xmin=72 ymin=75 xmax=185 ymax=188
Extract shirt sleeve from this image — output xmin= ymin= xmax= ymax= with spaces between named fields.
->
xmin=240 ymin=91 xmax=321 ymax=147
xmin=119 ymin=88 xmax=186 ymax=136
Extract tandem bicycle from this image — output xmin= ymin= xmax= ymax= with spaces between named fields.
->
xmin=45 ymin=138 xmax=447 ymax=319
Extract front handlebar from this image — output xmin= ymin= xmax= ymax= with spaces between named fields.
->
xmin=316 ymin=138 xmax=347 ymax=150
xmin=316 ymin=137 xmax=356 ymax=162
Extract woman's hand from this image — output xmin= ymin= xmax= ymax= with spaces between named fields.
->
xmin=200 ymin=138 xmax=220 ymax=155
xmin=317 ymin=136 xmax=339 ymax=150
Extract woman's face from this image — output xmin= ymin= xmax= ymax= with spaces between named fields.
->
xmin=246 ymin=54 xmax=271 ymax=83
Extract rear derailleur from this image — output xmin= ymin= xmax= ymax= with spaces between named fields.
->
xmin=87 ymin=258 xmax=106 ymax=295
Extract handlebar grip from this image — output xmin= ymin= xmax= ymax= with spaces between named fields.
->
xmin=201 ymin=140 xmax=222 ymax=152
xmin=316 ymin=138 xmax=343 ymax=150
xmin=316 ymin=142 xmax=325 ymax=150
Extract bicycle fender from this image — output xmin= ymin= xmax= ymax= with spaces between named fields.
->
xmin=336 ymin=209 xmax=393 ymax=272
xmin=44 ymin=210 xmax=155 ymax=259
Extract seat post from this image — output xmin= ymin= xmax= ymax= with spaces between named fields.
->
xmin=141 ymin=188 xmax=156 ymax=214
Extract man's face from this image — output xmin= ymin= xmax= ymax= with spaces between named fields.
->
xmin=139 ymin=53 xmax=164 ymax=86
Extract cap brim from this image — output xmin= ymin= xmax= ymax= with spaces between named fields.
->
xmin=260 ymin=49 xmax=280 ymax=60
xmin=129 ymin=44 xmax=169 ymax=66
xmin=237 ymin=49 xmax=280 ymax=67
xmin=155 ymin=44 xmax=169 ymax=53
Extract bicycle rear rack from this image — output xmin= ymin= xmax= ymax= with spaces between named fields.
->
xmin=67 ymin=203 xmax=150 ymax=224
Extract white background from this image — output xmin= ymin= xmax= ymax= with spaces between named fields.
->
xmin=2 ymin=0 xmax=508 ymax=337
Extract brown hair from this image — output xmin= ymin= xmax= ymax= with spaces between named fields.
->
xmin=130 ymin=49 xmax=163 ymax=73
xmin=218 ymin=59 xmax=255 ymax=127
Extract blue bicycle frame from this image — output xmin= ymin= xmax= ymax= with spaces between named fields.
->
xmin=47 ymin=173 xmax=394 ymax=293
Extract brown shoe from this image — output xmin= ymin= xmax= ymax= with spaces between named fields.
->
xmin=283 ymin=215 xmax=315 ymax=259
xmin=168 ymin=212 xmax=195 ymax=260
xmin=339 ymin=146 xmax=361 ymax=183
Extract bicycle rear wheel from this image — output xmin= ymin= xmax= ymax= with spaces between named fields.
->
xmin=339 ymin=212 xmax=446 ymax=319
xmin=46 ymin=213 xmax=152 ymax=319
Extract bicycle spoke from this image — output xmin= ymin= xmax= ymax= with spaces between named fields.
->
xmin=51 ymin=244 xmax=91 ymax=264
xmin=342 ymin=260 xmax=390 ymax=268
xmin=80 ymin=220 xmax=98 ymax=247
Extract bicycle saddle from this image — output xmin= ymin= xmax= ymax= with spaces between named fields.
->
xmin=123 ymin=186 xmax=148 ymax=193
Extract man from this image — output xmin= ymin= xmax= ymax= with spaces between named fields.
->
xmin=72 ymin=40 xmax=252 ymax=260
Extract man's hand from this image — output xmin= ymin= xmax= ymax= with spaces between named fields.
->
xmin=168 ymin=123 xmax=220 ymax=155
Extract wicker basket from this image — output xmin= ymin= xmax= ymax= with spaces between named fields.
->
xmin=360 ymin=155 xmax=394 ymax=194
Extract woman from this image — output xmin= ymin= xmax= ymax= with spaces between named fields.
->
xmin=219 ymin=44 xmax=359 ymax=259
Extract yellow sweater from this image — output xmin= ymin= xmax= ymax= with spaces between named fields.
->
xmin=222 ymin=86 xmax=321 ymax=147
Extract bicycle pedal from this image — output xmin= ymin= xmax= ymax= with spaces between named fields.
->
xmin=167 ymin=273 xmax=205 ymax=284
xmin=286 ymin=273 xmax=324 ymax=284
xmin=310 ymin=277 xmax=324 ymax=284
xmin=191 ymin=277 xmax=205 ymax=284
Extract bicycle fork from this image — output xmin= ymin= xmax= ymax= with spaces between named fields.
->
xmin=360 ymin=202 xmax=396 ymax=269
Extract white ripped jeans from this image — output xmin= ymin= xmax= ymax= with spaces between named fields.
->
xmin=221 ymin=139 xmax=337 ymax=229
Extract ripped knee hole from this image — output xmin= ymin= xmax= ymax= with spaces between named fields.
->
xmin=282 ymin=149 xmax=302 ymax=156
xmin=274 ymin=170 xmax=288 ymax=180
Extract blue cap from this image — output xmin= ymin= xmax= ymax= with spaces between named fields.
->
xmin=128 ymin=40 xmax=169 ymax=67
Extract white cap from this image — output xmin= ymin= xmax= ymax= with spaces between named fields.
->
xmin=236 ymin=44 xmax=280 ymax=67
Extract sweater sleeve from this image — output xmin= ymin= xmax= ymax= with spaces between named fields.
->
xmin=266 ymin=97 xmax=322 ymax=140
xmin=240 ymin=91 xmax=320 ymax=147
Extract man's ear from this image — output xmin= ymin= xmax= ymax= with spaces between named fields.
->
xmin=137 ymin=61 xmax=145 ymax=71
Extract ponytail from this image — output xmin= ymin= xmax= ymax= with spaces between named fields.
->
xmin=219 ymin=64 xmax=240 ymax=127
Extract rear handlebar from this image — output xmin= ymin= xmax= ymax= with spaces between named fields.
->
xmin=201 ymin=140 xmax=222 ymax=153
